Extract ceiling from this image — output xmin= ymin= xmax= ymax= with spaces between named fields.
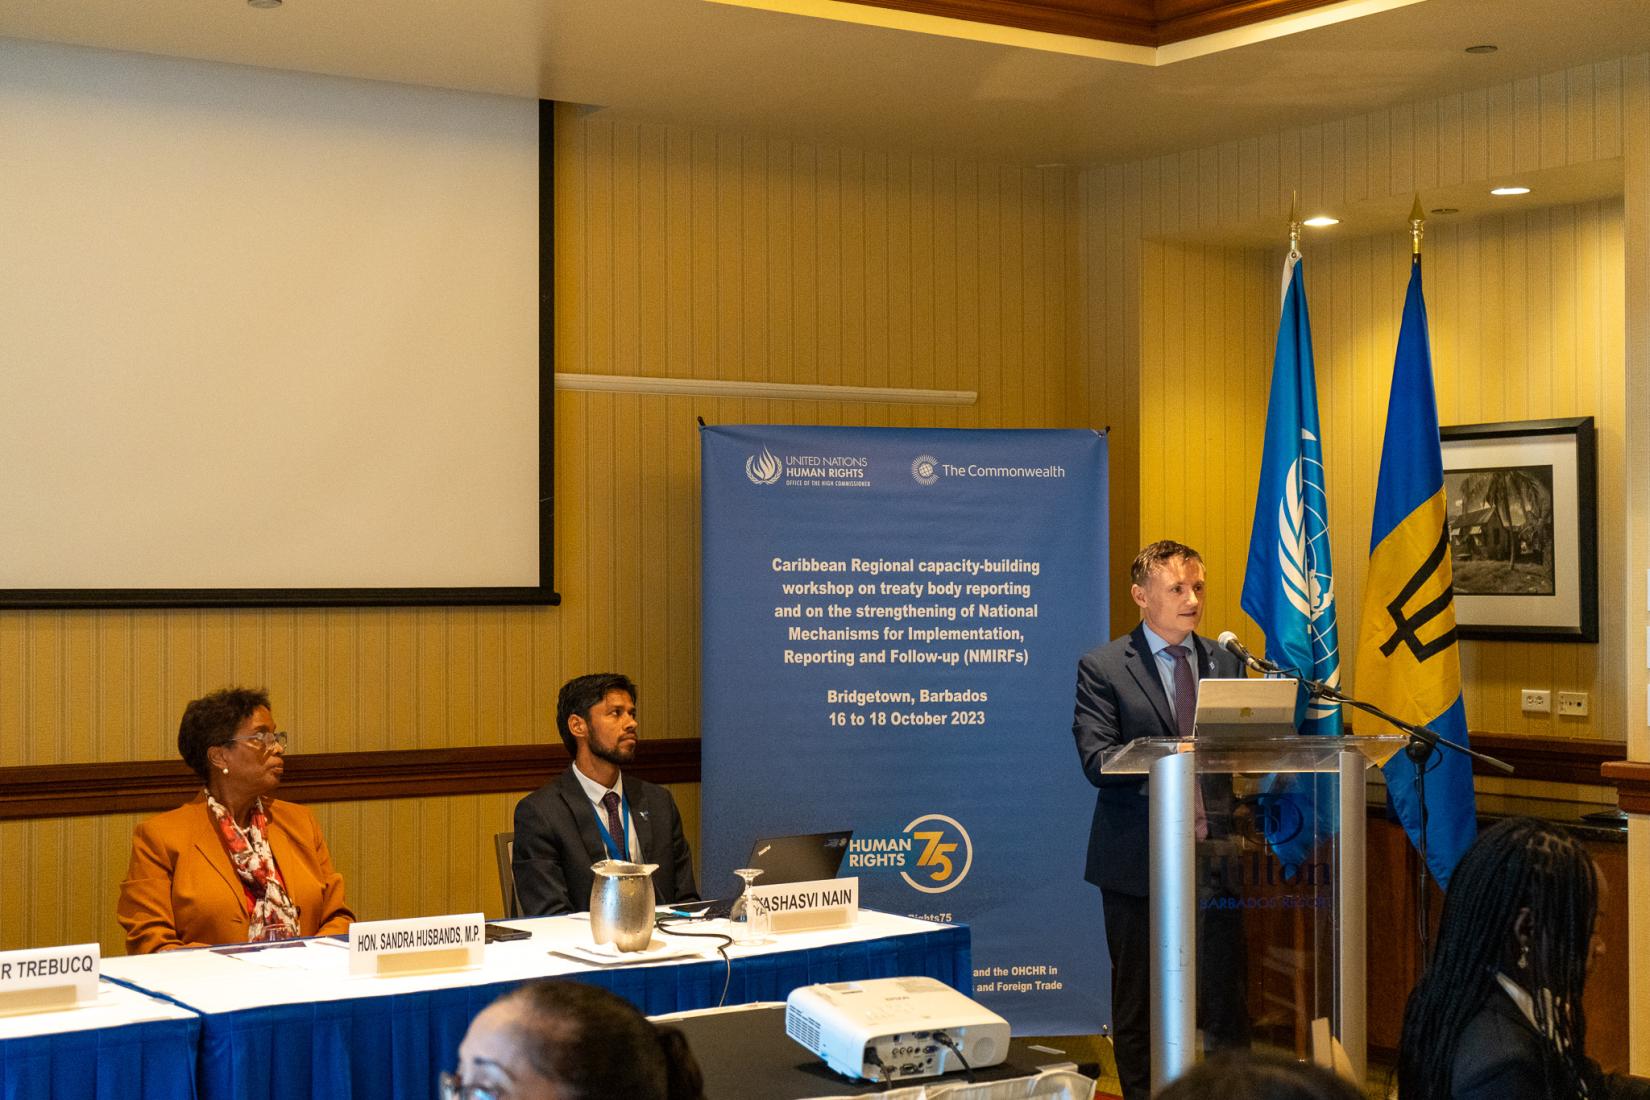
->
xmin=836 ymin=0 xmax=1356 ymax=47
xmin=2 ymin=0 xmax=1647 ymax=167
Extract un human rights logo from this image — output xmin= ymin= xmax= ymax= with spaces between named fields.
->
xmin=911 ymin=455 xmax=940 ymax=486
xmin=745 ymin=446 xmax=782 ymax=485
xmin=900 ymin=813 xmax=972 ymax=893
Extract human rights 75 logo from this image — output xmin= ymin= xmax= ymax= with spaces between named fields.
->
xmin=899 ymin=813 xmax=973 ymax=893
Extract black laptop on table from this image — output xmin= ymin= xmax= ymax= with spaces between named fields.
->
xmin=671 ymin=831 xmax=852 ymax=919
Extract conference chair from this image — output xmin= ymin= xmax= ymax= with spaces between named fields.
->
xmin=494 ymin=832 xmax=521 ymax=919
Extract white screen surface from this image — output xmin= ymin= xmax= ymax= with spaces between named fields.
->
xmin=0 ymin=41 xmax=543 ymax=595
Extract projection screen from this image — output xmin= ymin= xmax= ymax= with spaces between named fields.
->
xmin=0 ymin=41 xmax=555 ymax=607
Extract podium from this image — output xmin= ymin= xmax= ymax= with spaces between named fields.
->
xmin=1100 ymin=733 xmax=1405 ymax=1091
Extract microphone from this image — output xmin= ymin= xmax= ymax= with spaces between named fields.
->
xmin=1216 ymin=631 xmax=1281 ymax=675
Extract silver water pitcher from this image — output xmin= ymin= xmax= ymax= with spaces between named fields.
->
xmin=589 ymin=859 xmax=658 ymax=952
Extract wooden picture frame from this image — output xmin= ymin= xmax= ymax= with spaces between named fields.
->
xmin=1439 ymin=417 xmax=1597 ymax=642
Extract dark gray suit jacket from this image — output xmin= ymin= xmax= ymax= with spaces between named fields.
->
xmin=1071 ymin=624 xmax=1240 ymax=897
xmin=1447 ymin=989 xmax=1648 ymax=1100
xmin=512 ymin=767 xmax=699 ymax=916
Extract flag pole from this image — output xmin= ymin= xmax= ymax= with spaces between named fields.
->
xmin=1359 ymin=195 xmax=1510 ymax=961
xmin=1404 ymin=192 xmax=1436 ymax=962
xmin=1281 ymin=191 xmax=1303 ymax=306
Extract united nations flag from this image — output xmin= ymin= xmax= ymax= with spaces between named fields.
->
xmin=1241 ymin=250 xmax=1340 ymax=865
xmin=1241 ymin=251 xmax=1341 ymax=733
xmin=1354 ymin=256 xmax=1476 ymax=889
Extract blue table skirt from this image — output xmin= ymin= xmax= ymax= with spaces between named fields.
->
xmin=0 ymin=1014 xmax=201 ymax=1100
xmin=198 ymin=925 xmax=971 ymax=1100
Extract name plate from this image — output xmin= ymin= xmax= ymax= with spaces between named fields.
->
xmin=348 ymin=914 xmax=484 ymax=976
xmin=0 ymin=943 xmax=99 ymax=1016
xmin=747 ymin=877 xmax=858 ymax=933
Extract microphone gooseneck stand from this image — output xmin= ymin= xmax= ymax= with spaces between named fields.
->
xmin=1310 ymin=683 xmax=1509 ymax=964
xmin=1223 ymin=641 xmax=1511 ymax=964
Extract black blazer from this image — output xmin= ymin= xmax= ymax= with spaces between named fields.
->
xmin=1448 ymin=992 xmax=1556 ymax=1100
xmin=1071 ymin=624 xmax=1240 ymax=897
xmin=1447 ymin=989 xmax=1648 ymax=1100
xmin=512 ymin=767 xmax=699 ymax=916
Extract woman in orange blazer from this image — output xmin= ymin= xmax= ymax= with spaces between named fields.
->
xmin=117 ymin=687 xmax=354 ymax=953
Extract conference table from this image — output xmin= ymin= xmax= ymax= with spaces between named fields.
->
xmin=0 ymin=978 xmax=202 ymax=1099
xmin=658 ymin=1002 xmax=1097 ymax=1100
xmin=92 ymin=910 xmax=969 ymax=1100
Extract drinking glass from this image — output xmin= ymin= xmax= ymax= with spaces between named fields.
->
xmin=732 ymin=867 xmax=769 ymax=946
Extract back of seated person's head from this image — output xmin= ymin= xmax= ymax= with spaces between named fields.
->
xmin=1156 ymin=1051 xmax=1363 ymax=1100
xmin=454 ymin=980 xmax=704 ymax=1100
xmin=1397 ymin=816 xmax=1601 ymax=1100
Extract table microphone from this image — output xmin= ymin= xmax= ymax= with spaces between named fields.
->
xmin=1216 ymin=631 xmax=1282 ymax=675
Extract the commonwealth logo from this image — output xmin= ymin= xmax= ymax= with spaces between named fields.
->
xmin=911 ymin=455 xmax=940 ymax=486
xmin=745 ymin=446 xmax=782 ymax=485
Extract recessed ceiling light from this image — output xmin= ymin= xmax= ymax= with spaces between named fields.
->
xmin=1302 ymin=216 xmax=1339 ymax=228
xmin=1429 ymin=208 xmax=1460 ymax=215
xmin=1491 ymin=186 xmax=1531 ymax=196
xmin=247 ymin=0 xmax=281 ymax=8
xmin=1465 ymin=44 xmax=1497 ymax=54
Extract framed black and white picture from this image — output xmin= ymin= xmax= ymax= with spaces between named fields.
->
xmin=1439 ymin=417 xmax=1596 ymax=642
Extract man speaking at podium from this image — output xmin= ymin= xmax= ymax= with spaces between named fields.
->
xmin=1071 ymin=541 xmax=1249 ymax=1100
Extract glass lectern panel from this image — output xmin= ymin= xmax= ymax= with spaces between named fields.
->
xmin=1098 ymin=734 xmax=1406 ymax=1093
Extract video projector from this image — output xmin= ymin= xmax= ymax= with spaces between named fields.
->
xmin=785 ymin=976 xmax=1010 ymax=1084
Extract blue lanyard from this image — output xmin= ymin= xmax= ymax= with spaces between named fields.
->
xmin=592 ymin=791 xmax=633 ymax=861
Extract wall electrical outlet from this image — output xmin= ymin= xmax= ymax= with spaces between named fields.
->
xmin=1521 ymin=689 xmax=1551 ymax=713
xmin=1557 ymin=691 xmax=1589 ymax=717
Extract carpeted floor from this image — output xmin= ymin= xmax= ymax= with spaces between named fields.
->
xmin=1017 ymin=1034 xmax=1397 ymax=1100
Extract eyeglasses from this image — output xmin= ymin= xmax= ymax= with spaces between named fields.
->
xmin=230 ymin=730 xmax=289 ymax=751
xmin=438 ymin=1072 xmax=505 ymax=1100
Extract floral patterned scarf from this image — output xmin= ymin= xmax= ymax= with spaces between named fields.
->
xmin=205 ymin=793 xmax=302 ymax=942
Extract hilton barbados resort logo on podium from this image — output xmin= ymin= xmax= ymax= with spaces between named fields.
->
xmin=743 ymin=444 xmax=872 ymax=489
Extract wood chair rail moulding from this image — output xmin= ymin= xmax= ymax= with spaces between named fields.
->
xmin=1469 ymin=733 xmax=1628 ymax=787
xmin=838 ymin=0 xmax=1344 ymax=47
xmin=0 ymin=732 xmax=1620 ymax=821
xmin=1344 ymin=727 xmax=1626 ymax=787
xmin=1601 ymin=759 xmax=1650 ymax=814
xmin=0 ymin=740 xmax=702 ymax=821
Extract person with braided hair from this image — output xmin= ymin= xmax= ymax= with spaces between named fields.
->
xmin=1397 ymin=816 xmax=1648 ymax=1100
xmin=444 ymin=980 xmax=705 ymax=1100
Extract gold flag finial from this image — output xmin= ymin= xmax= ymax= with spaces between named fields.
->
xmin=1289 ymin=189 xmax=1302 ymax=257
xmin=1410 ymin=194 xmax=1425 ymax=256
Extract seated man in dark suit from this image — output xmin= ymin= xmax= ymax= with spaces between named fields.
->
xmin=513 ymin=673 xmax=699 ymax=915
xmin=1072 ymin=540 xmax=1250 ymax=1100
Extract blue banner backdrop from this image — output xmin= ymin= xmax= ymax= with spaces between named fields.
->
xmin=700 ymin=426 xmax=1109 ymax=1032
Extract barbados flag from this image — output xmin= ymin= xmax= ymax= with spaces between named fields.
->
xmin=1355 ymin=257 xmax=1475 ymax=889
